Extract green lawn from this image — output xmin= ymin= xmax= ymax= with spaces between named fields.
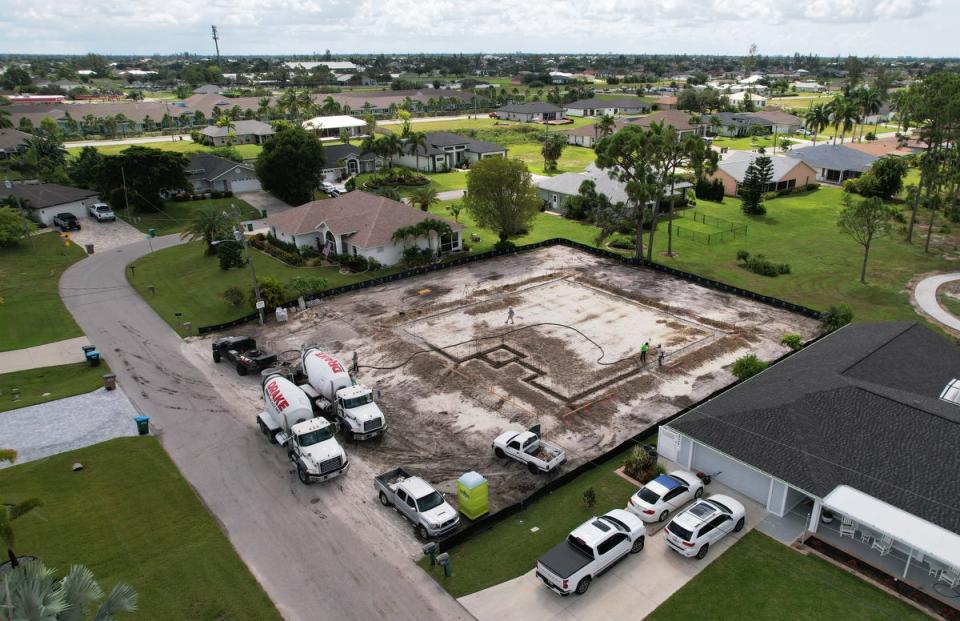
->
xmin=712 ymin=135 xmax=781 ymax=152
xmin=0 ymin=232 xmax=86 ymax=351
xmin=129 ymin=241 xmax=404 ymax=333
xmin=356 ymin=171 xmax=469 ymax=197
xmin=67 ymin=141 xmax=262 ymax=160
xmin=653 ymin=187 xmax=954 ymax=322
xmin=939 ymin=293 xmax=960 ymax=320
xmin=126 ymin=197 xmax=262 ymax=238
xmin=648 ymin=531 xmax=928 ymax=621
xmin=418 ymin=442 xmax=642 ymax=597
xmin=0 ymin=361 xmax=110 ymax=413
xmin=508 ymin=143 xmax=596 ymax=175
xmin=0 ymin=437 xmax=281 ymax=621
xmin=392 ymin=116 xmax=598 ymax=135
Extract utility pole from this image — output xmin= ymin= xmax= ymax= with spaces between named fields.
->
xmin=236 ymin=225 xmax=264 ymax=325
xmin=120 ymin=165 xmax=132 ymax=219
xmin=211 ymin=25 xmax=222 ymax=69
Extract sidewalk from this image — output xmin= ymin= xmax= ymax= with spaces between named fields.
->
xmin=0 ymin=336 xmax=91 ymax=374
xmin=913 ymin=273 xmax=960 ymax=333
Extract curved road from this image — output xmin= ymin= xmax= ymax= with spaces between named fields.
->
xmin=914 ymin=273 xmax=960 ymax=332
xmin=60 ymin=236 xmax=470 ymax=621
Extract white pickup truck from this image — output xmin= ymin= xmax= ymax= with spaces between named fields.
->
xmin=536 ymin=509 xmax=646 ymax=596
xmin=87 ymin=202 xmax=116 ymax=222
xmin=374 ymin=468 xmax=459 ymax=539
xmin=492 ymin=426 xmax=565 ymax=474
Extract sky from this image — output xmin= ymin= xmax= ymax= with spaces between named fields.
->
xmin=0 ymin=0 xmax=955 ymax=57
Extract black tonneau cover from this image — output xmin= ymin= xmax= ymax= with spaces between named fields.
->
xmin=538 ymin=539 xmax=592 ymax=579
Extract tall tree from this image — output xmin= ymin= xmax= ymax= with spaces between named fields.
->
xmin=595 ymin=114 xmax=616 ymax=142
xmin=837 ymin=194 xmax=897 ymax=283
xmin=740 ymin=149 xmax=773 ymax=216
xmin=464 ymin=157 xmax=541 ymax=243
xmin=540 ymin=132 xmax=566 ymax=173
xmin=804 ymin=103 xmax=830 ymax=146
xmin=255 ymin=125 xmax=326 ymax=205
xmin=96 ymin=147 xmax=189 ymax=211
xmin=854 ymin=87 xmax=882 ymax=142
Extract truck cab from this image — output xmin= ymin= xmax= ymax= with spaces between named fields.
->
xmin=334 ymin=385 xmax=386 ymax=439
xmin=288 ymin=418 xmax=349 ymax=485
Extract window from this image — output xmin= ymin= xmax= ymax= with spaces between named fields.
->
xmin=698 ymin=522 xmax=715 ymax=537
xmin=405 ymin=494 xmax=416 ymax=509
xmin=940 ymin=378 xmax=960 ymax=405
xmin=397 ymin=489 xmax=407 ymax=503
xmin=597 ymin=533 xmax=627 ymax=555
xmin=508 ymin=441 xmax=521 ymax=450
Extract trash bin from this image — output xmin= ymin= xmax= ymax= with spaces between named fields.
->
xmin=147 ymin=228 xmax=156 ymax=238
xmin=135 ymin=415 xmax=150 ymax=435
xmin=81 ymin=345 xmax=101 ymax=367
xmin=85 ymin=243 xmax=95 ymax=254
xmin=102 ymin=373 xmax=117 ymax=391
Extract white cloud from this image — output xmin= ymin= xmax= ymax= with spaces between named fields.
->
xmin=0 ymin=0 xmax=948 ymax=55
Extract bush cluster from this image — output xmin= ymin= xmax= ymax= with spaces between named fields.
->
xmin=329 ymin=251 xmax=379 ymax=272
xmin=363 ymin=168 xmax=429 ymax=189
xmin=737 ymin=250 xmax=790 ymax=277
xmin=171 ymin=190 xmax=234 ymax=202
xmin=401 ymin=247 xmax=434 ymax=266
xmin=249 ymin=233 xmax=303 ymax=266
xmin=694 ymin=177 xmax=725 ymax=202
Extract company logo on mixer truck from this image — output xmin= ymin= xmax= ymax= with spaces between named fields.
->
xmin=266 ymin=380 xmax=289 ymax=411
xmin=313 ymin=351 xmax=345 ymax=374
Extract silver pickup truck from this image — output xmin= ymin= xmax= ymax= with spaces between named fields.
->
xmin=492 ymin=427 xmax=565 ymax=474
xmin=374 ymin=468 xmax=459 ymax=539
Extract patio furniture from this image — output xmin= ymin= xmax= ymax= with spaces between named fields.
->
xmin=939 ymin=567 xmax=960 ymax=588
xmin=839 ymin=517 xmax=857 ymax=539
xmin=858 ymin=529 xmax=875 ymax=544
xmin=928 ymin=559 xmax=945 ymax=577
xmin=871 ymin=535 xmax=893 ymax=556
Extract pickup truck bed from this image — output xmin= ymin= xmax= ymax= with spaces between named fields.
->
xmin=375 ymin=467 xmax=411 ymax=491
xmin=538 ymin=540 xmax=592 ymax=579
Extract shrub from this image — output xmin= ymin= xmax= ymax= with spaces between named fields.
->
xmin=266 ymin=233 xmax=300 ymax=255
xmin=217 ymin=240 xmax=245 ymax=270
xmin=582 ymin=487 xmax=597 ymax=510
xmin=222 ymin=286 xmax=245 ymax=308
xmin=622 ymin=445 xmax=651 ymax=481
xmin=780 ymin=334 xmax=804 ymax=351
xmin=401 ymin=247 xmax=432 ymax=267
xmin=739 ymin=253 xmax=789 ymax=277
xmin=821 ymin=304 xmax=853 ymax=333
xmin=732 ymin=354 xmax=768 ymax=381
xmin=493 ymin=239 xmax=517 ymax=252
xmin=736 ymin=249 xmax=750 ymax=263
xmin=252 ymin=276 xmax=286 ymax=311
xmin=287 ymin=276 xmax=328 ymax=298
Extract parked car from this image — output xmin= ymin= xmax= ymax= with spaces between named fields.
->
xmin=626 ymin=470 xmax=704 ymax=523
xmin=53 ymin=213 xmax=81 ymax=231
xmin=664 ymin=494 xmax=745 ymax=560
xmin=492 ymin=427 xmax=565 ymax=474
xmin=87 ymin=202 xmax=116 ymax=222
xmin=536 ymin=509 xmax=645 ymax=596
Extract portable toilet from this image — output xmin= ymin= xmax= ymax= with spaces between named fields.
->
xmin=457 ymin=471 xmax=489 ymax=520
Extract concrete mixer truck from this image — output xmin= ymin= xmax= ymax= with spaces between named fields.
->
xmin=298 ymin=347 xmax=387 ymax=440
xmin=257 ymin=371 xmax=349 ymax=485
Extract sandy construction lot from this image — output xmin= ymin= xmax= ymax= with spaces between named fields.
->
xmin=184 ymin=245 xmax=819 ymax=539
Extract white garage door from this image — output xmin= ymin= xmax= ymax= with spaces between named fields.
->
xmin=230 ymin=178 xmax=262 ymax=193
xmin=691 ymin=442 xmax=771 ymax=504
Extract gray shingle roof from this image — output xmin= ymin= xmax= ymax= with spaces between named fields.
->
xmin=2 ymin=183 xmax=99 ymax=209
xmin=497 ymin=102 xmax=563 ymax=114
xmin=537 ymin=164 xmax=691 ymax=205
xmin=671 ymin=322 xmax=960 ymax=533
xmin=186 ymin=153 xmax=254 ymax=181
xmin=786 ymin=144 xmax=878 ymax=173
xmin=0 ymin=128 xmax=31 ymax=151
xmin=199 ymin=120 xmax=274 ymax=139
xmin=564 ymin=97 xmax=649 ymax=110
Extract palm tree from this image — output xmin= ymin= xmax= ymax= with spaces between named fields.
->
xmin=827 ymin=95 xmax=856 ymax=144
xmin=854 ymin=87 xmax=882 ymax=142
xmin=320 ymin=96 xmax=341 ymax=116
xmin=296 ymin=90 xmax=314 ymax=118
xmin=278 ymin=89 xmax=299 ymax=119
xmin=215 ymin=116 xmax=236 ymax=144
xmin=410 ymin=186 xmax=439 ymax=212
xmin=804 ymin=103 xmax=830 ymax=146
xmin=378 ymin=133 xmax=404 ymax=166
xmin=0 ymin=449 xmax=41 ymax=569
xmin=595 ymin=114 xmax=616 ymax=141
xmin=406 ymin=131 xmax=428 ymax=170
xmin=421 ymin=218 xmax=452 ymax=256
xmin=0 ymin=559 xmax=138 ymax=620
xmin=391 ymin=224 xmax=417 ymax=248
xmin=891 ymin=89 xmax=914 ymax=134
xmin=258 ymin=97 xmax=272 ymax=118
xmin=180 ymin=210 xmax=232 ymax=254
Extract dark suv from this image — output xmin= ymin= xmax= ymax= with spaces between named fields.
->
xmin=53 ymin=213 xmax=82 ymax=231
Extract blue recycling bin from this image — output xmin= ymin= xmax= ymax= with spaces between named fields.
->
xmin=135 ymin=416 xmax=150 ymax=435
xmin=81 ymin=345 xmax=101 ymax=367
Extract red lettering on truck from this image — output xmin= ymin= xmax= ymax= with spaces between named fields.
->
xmin=313 ymin=351 xmax=345 ymax=374
xmin=266 ymin=380 xmax=290 ymax=411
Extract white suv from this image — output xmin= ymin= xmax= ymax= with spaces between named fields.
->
xmin=626 ymin=470 xmax=704 ymax=523
xmin=664 ymin=494 xmax=745 ymax=559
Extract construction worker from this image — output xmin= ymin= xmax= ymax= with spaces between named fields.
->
xmin=640 ymin=341 xmax=649 ymax=364
xmin=505 ymin=306 xmax=515 ymax=325
xmin=658 ymin=347 xmax=665 ymax=367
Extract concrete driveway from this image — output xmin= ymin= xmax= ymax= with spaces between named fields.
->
xmin=459 ymin=480 xmax=765 ymax=621
xmin=65 ymin=213 xmax=146 ymax=253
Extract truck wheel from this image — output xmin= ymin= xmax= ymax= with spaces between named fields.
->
xmin=378 ymin=491 xmax=392 ymax=507
xmin=734 ymin=517 xmax=745 ymax=532
xmin=631 ymin=536 xmax=645 ymax=553
xmin=494 ymin=447 xmax=505 ymax=458
xmin=297 ymin=466 xmax=312 ymax=485
xmin=527 ymin=462 xmax=539 ymax=475
xmin=213 ymin=352 xmax=221 ymax=363
xmin=257 ymin=419 xmax=268 ymax=435
xmin=417 ymin=525 xmax=430 ymax=540
xmin=236 ymin=364 xmax=248 ymax=376
xmin=575 ymin=577 xmax=591 ymax=595
xmin=696 ymin=543 xmax=709 ymax=560
xmin=268 ymin=430 xmax=278 ymax=445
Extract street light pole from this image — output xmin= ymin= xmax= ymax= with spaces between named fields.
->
xmin=236 ymin=226 xmax=264 ymax=325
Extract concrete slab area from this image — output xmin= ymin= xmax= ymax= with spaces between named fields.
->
xmin=67 ymin=214 xmax=147 ymax=253
xmin=0 ymin=386 xmax=140 ymax=466
xmin=459 ymin=479 xmax=766 ymax=621
xmin=913 ymin=273 xmax=960 ymax=333
xmin=0 ymin=336 xmax=91 ymax=373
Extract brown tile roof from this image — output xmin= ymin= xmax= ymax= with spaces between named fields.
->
xmin=625 ymin=109 xmax=700 ymax=131
xmin=264 ymin=190 xmax=462 ymax=248
xmin=843 ymin=136 xmax=923 ymax=157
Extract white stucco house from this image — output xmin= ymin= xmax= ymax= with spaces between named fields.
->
xmin=302 ymin=115 xmax=367 ymax=139
xmin=264 ymin=190 xmax=464 ymax=266
xmin=728 ymin=90 xmax=768 ymax=108
xmin=564 ymin=97 xmax=649 ymax=117
xmin=2 ymin=182 xmax=99 ymax=226
xmin=393 ymin=132 xmax=507 ymax=172
xmin=495 ymin=102 xmax=563 ymax=122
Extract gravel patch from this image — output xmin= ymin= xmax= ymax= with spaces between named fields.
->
xmin=0 ymin=387 xmax=141 ymax=466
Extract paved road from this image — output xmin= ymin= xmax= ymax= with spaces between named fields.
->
xmin=66 ymin=134 xmax=191 ymax=147
xmin=60 ymin=236 xmax=470 ymax=621
xmin=914 ymin=273 xmax=960 ymax=332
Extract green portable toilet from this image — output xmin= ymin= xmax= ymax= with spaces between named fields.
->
xmin=457 ymin=471 xmax=488 ymax=520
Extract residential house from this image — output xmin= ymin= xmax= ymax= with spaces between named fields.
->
xmin=709 ymin=150 xmax=817 ymax=196
xmin=792 ymin=81 xmax=825 ymax=93
xmin=728 ymin=90 xmax=768 ymax=108
xmin=302 ymin=115 xmax=368 ymax=139
xmin=199 ymin=120 xmax=274 ymax=146
xmin=786 ymin=144 xmax=878 ymax=183
xmin=844 ymin=136 xmax=925 ymax=158
xmin=549 ymin=72 xmax=575 ymax=84
xmin=564 ymin=97 xmax=649 ymax=117
xmin=862 ymin=103 xmax=895 ymax=126
xmin=264 ymin=190 xmax=463 ymax=266
xmin=185 ymin=153 xmax=262 ymax=194
xmin=564 ymin=120 xmax=627 ymax=148
xmin=751 ymin=110 xmax=803 ymax=134
xmin=0 ymin=128 xmax=31 ymax=159
xmin=713 ymin=111 xmax=802 ymax=137
xmin=2 ymin=182 xmax=99 ymax=226
xmin=495 ymin=102 xmax=563 ymax=122
xmin=393 ymin=132 xmax=507 ymax=172
xmin=536 ymin=164 xmax=691 ymax=214
xmin=654 ymin=95 xmax=677 ymax=110
xmin=321 ymin=143 xmax=381 ymax=181
xmin=659 ymin=322 xmax=960 ymax=613
xmin=625 ymin=110 xmax=704 ymax=136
